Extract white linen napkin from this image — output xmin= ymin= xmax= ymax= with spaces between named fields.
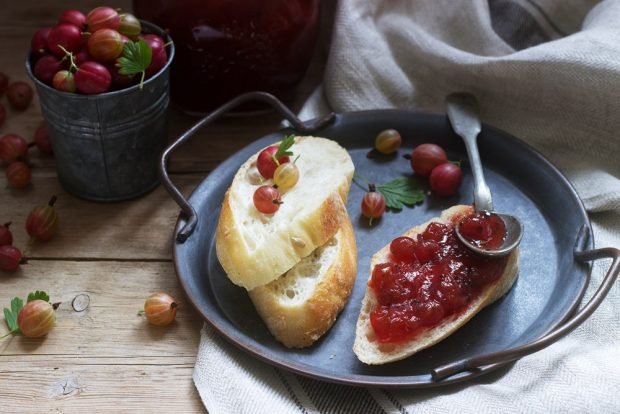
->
xmin=194 ymin=1 xmax=620 ymax=412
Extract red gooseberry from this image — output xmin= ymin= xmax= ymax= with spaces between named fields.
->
xmin=18 ymin=300 xmax=56 ymax=337
xmin=0 ymin=245 xmax=22 ymax=272
xmin=31 ymin=27 xmax=52 ymax=56
xmin=0 ymin=134 xmax=29 ymax=163
xmin=34 ymin=123 xmax=53 ymax=154
xmin=7 ymin=82 xmax=34 ymax=110
xmin=429 ymin=163 xmax=463 ymax=196
xmin=47 ymin=24 xmax=83 ymax=57
xmin=0 ymin=222 xmax=13 ymax=246
xmin=58 ymin=10 xmax=86 ymax=28
xmin=74 ymin=61 xmax=111 ymax=94
xmin=87 ymin=28 xmax=124 ymax=62
xmin=410 ymin=143 xmax=448 ymax=177
xmin=52 ymin=70 xmax=77 ymax=93
xmin=34 ymin=55 xmax=64 ymax=85
xmin=6 ymin=161 xmax=32 ymax=188
xmin=86 ymin=7 xmax=121 ymax=32
xmin=26 ymin=195 xmax=59 ymax=242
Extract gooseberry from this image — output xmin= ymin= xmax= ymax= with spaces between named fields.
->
xmin=0 ymin=245 xmax=22 ymax=272
xmin=143 ymin=293 xmax=178 ymax=326
xmin=6 ymin=161 xmax=32 ymax=188
xmin=118 ymin=14 xmax=142 ymax=39
xmin=6 ymin=82 xmax=34 ymax=110
xmin=58 ymin=10 xmax=86 ymax=28
xmin=86 ymin=7 xmax=121 ymax=32
xmin=33 ymin=123 xmax=53 ymax=154
xmin=410 ymin=143 xmax=448 ymax=177
xmin=0 ymin=222 xmax=13 ymax=246
xmin=257 ymin=146 xmax=290 ymax=179
xmin=429 ymin=163 xmax=462 ymax=196
xmin=52 ymin=70 xmax=76 ymax=93
xmin=26 ymin=195 xmax=59 ymax=242
xmin=375 ymin=129 xmax=402 ymax=154
xmin=146 ymin=47 xmax=167 ymax=78
xmin=31 ymin=27 xmax=52 ymax=56
xmin=361 ymin=189 xmax=386 ymax=224
xmin=0 ymin=134 xmax=29 ymax=163
xmin=18 ymin=300 xmax=56 ymax=337
xmin=34 ymin=55 xmax=64 ymax=85
xmin=108 ymin=64 xmax=135 ymax=90
xmin=74 ymin=49 xmax=91 ymax=65
xmin=87 ymin=28 xmax=124 ymax=62
xmin=47 ymin=24 xmax=82 ymax=57
xmin=253 ymin=185 xmax=282 ymax=214
xmin=142 ymin=34 xmax=164 ymax=55
xmin=273 ymin=162 xmax=299 ymax=190
xmin=389 ymin=236 xmax=417 ymax=262
xmin=74 ymin=61 xmax=111 ymax=94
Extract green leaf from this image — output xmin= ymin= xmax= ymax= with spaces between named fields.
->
xmin=274 ymin=135 xmax=295 ymax=159
xmin=27 ymin=290 xmax=49 ymax=303
xmin=118 ymin=39 xmax=153 ymax=76
xmin=4 ymin=297 xmax=23 ymax=333
xmin=376 ymin=177 xmax=424 ymax=211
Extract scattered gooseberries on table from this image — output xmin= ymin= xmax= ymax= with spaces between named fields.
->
xmin=5 ymin=161 xmax=32 ymax=188
xmin=30 ymin=6 xmax=169 ymax=94
xmin=26 ymin=195 xmax=59 ymax=242
xmin=17 ymin=300 xmax=56 ymax=337
xmin=0 ymin=222 xmax=13 ymax=246
xmin=142 ymin=292 xmax=178 ymax=326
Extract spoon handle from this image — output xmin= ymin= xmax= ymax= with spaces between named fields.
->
xmin=446 ymin=93 xmax=493 ymax=212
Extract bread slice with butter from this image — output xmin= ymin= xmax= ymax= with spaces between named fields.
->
xmin=353 ymin=205 xmax=519 ymax=364
xmin=215 ymin=136 xmax=354 ymax=290
xmin=249 ymin=217 xmax=357 ymax=348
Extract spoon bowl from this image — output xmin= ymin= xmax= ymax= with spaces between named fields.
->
xmin=445 ymin=92 xmax=524 ymax=257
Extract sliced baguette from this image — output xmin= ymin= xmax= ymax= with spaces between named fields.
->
xmin=216 ymin=136 xmax=354 ymax=290
xmin=249 ymin=217 xmax=357 ymax=348
xmin=353 ymin=205 xmax=519 ymax=365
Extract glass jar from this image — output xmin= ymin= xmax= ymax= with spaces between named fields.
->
xmin=133 ymin=0 xmax=321 ymax=114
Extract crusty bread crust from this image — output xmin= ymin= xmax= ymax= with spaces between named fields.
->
xmin=215 ymin=136 xmax=354 ymax=290
xmin=353 ymin=205 xmax=520 ymax=365
xmin=249 ymin=218 xmax=357 ymax=348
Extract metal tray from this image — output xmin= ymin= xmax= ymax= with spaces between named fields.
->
xmin=160 ymin=92 xmax=619 ymax=388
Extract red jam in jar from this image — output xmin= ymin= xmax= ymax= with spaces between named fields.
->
xmin=459 ymin=211 xmax=507 ymax=249
xmin=368 ymin=214 xmax=509 ymax=344
xmin=133 ymin=0 xmax=321 ymax=114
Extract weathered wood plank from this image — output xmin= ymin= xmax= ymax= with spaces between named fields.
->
xmin=0 ymin=260 xmax=206 ymax=411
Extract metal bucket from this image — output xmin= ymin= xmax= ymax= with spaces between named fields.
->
xmin=26 ymin=21 xmax=175 ymax=202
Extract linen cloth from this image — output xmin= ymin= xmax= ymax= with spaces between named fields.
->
xmin=194 ymin=1 xmax=620 ymax=412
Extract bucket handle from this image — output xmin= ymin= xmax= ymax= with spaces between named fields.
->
xmin=159 ymin=91 xmax=336 ymax=243
xmin=432 ymin=224 xmax=620 ymax=381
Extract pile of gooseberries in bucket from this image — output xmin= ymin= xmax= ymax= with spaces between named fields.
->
xmin=31 ymin=6 xmax=168 ymax=94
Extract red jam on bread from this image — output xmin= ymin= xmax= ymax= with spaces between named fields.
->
xmin=368 ymin=211 xmax=508 ymax=344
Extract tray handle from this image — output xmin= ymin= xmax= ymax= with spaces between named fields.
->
xmin=159 ymin=91 xmax=335 ymax=243
xmin=432 ymin=225 xmax=620 ymax=381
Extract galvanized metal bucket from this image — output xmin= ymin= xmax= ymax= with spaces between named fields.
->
xmin=26 ymin=21 xmax=175 ymax=202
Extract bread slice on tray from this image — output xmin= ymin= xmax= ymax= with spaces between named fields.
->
xmin=216 ymin=136 xmax=354 ymax=290
xmin=249 ymin=217 xmax=357 ymax=348
xmin=353 ymin=205 xmax=519 ymax=365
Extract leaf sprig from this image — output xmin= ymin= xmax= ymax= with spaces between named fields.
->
xmin=117 ymin=39 xmax=152 ymax=89
xmin=274 ymin=135 xmax=295 ymax=159
xmin=376 ymin=177 xmax=424 ymax=211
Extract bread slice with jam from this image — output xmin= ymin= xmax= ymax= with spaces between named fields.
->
xmin=353 ymin=205 xmax=519 ymax=365
xmin=249 ymin=217 xmax=357 ymax=348
xmin=215 ymin=136 xmax=354 ymax=291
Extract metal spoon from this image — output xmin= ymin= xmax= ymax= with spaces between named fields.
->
xmin=445 ymin=92 xmax=523 ymax=257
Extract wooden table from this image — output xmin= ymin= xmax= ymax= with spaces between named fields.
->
xmin=0 ymin=2 xmax=322 ymax=411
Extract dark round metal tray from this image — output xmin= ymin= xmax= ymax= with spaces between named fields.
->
xmin=161 ymin=92 xmax=619 ymax=388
